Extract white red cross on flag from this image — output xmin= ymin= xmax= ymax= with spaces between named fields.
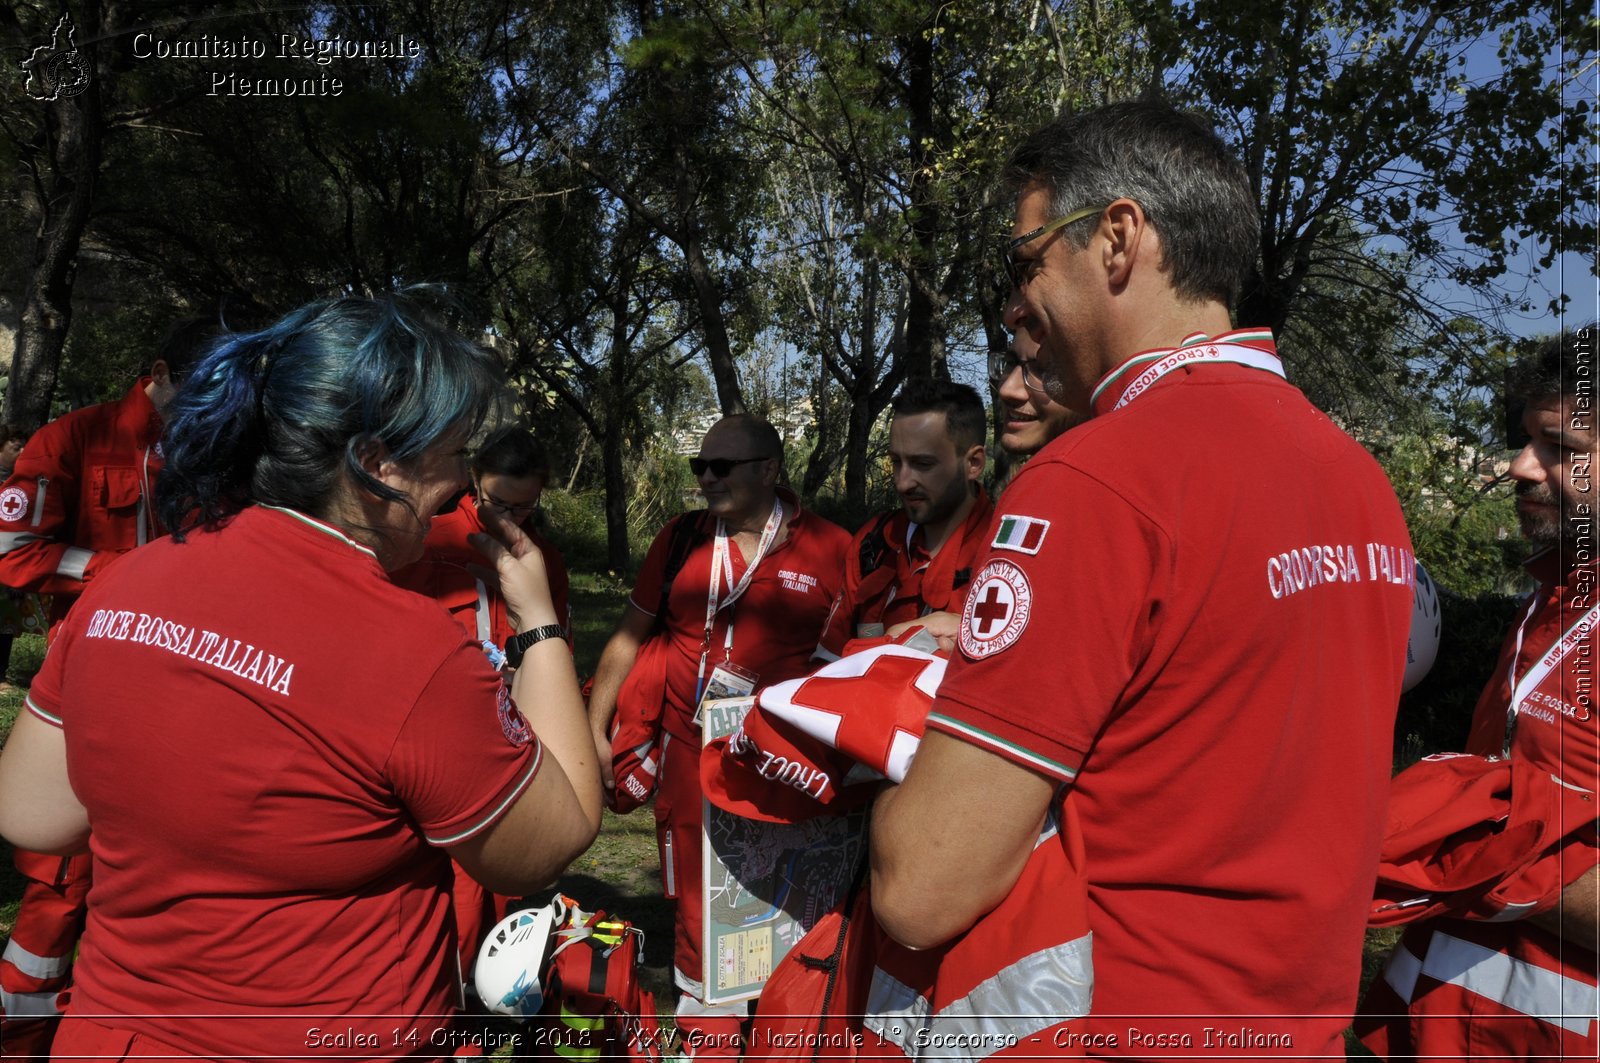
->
xmin=758 ymin=645 xmax=945 ymax=783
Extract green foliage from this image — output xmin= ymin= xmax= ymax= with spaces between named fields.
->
xmin=566 ymin=568 xmax=633 ymax=679
xmin=1141 ymin=0 xmax=1590 ymax=371
xmin=541 ymin=488 xmax=611 ymax=571
xmin=1373 ymin=430 xmax=1525 ymax=597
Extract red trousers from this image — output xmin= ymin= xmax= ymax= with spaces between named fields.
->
xmin=656 ymin=733 xmax=744 ymax=1059
xmin=47 ymin=1016 xmax=190 ymax=1063
xmin=1 ymin=850 xmax=91 ymax=1062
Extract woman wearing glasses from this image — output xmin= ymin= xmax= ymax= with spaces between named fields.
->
xmin=987 ymin=328 xmax=1085 ymax=462
xmin=395 ymin=426 xmax=572 ymax=658
xmin=391 ymin=425 xmax=573 ymax=987
xmin=0 ymin=293 xmax=601 ymax=1061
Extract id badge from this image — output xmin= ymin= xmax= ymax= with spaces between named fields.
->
xmin=693 ymin=660 xmax=759 ymax=728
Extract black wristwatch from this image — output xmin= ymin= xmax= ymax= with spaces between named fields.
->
xmin=503 ymin=624 xmax=566 ymax=668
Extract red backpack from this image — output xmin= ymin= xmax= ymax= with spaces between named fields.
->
xmin=479 ymin=895 xmax=667 ymax=1061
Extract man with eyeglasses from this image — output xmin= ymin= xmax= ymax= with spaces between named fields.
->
xmin=814 ymin=379 xmax=993 ymax=661
xmin=587 ymin=414 xmax=848 ymax=1057
xmin=0 ymin=318 xmax=214 ymax=1061
xmin=870 ymin=101 xmax=1416 ymax=1057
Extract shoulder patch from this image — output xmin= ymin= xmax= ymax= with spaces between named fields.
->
xmin=991 ymin=514 xmax=1050 ymax=555
xmin=960 ymin=559 xmax=1033 ymax=659
xmin=0 ymin=487 xmax=29 ymax=523
xmin=496 ymin=684 xmax=533 ymax=747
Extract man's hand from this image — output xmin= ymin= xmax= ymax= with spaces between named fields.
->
xmin=887 ymin=611 xmax=960 ymax=652
xmin=593 ymin=723 xmax=616 ymax=794
xmin=1527 ymin=865 xmax=1599 ymax=948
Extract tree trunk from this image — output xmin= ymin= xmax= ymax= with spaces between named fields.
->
xmin=8 ymin=2 xmax=104 ymax=429
xmin=800 ymin=353 xmax=834 ymax=497
xmin=681 ymin=230 xmax=746 ymax=415
xmin=899 ymin=19 xmax=942 ymax=382
xmin=601 ymin=414 xmax=630 ymax=571
xmin=842 ymin=389 xmax=875 ymax=512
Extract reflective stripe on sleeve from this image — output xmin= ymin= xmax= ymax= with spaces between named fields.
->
xmin=56 ymin=546 xmax=93 ymax=581
xmin=2 ymin=938 xmax=71 ymax=980
xmin=0 ymin=531 xmax=42 ymax=554
xmin=0 ymin=988 xmax=64 ymax=1020
xmin=1421 ymin=930 xmax=1597 ymax=1036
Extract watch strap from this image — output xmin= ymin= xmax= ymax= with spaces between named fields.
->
xmin=504 ymin=624 xmax=566 ymax=668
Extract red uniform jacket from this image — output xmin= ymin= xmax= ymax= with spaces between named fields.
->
xmin=1357 ymin=551 xmax=1599 ymax=1061
xmin=0 ymin=380 xmax=164 ymax=628
xmin=816 ymin=489 xmax=993 ymax=660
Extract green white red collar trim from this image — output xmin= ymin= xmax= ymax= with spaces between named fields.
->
xmin=259 ymin=504 xmax=379 ymax=561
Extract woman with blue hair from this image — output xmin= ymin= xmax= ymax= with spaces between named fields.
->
xmin=0 ymin=292 xmax=602 ymax=1060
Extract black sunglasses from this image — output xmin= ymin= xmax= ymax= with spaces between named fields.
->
xmin=690 ymin=456 xmax=768 ymax=478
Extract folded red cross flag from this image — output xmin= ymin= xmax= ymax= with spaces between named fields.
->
xmin=701 ymin=642 xmax=947 ymax=823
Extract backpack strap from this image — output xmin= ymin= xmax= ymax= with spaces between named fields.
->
xmin=654 ymin=511 xmax=712 ymax=629
xmin=797 ymin=855 xmax=870 ymax=1063
xmin=855 ymin=511 xmax=898 ymax=580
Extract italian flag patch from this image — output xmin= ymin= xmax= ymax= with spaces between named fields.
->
xmin=992 ymin=514 xmax=1050 ymax=554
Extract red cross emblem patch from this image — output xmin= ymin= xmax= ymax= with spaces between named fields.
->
xmin=959 ymin=559 xmax=1032 ymax=659
xmin=0 ymin=487 xmax=29 ymax=522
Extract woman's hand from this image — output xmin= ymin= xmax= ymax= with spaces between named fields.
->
xmin=469 ymin=508 xmax=559 ymax=631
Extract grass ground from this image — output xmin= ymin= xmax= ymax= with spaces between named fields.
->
xmin=0 ymin=573 xmax=1402 ymax=1057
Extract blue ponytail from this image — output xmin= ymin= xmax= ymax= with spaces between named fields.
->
xmin=157 ymin=291 xmax=504 ymax=538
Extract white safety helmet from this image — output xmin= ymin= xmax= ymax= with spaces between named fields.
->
xmin=1403 ymin=561 xmax=1442 ymax=693
xmin=474 ymin=903 xmax=558 ymax=1019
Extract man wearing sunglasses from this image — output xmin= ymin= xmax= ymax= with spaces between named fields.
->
xmin=814 ymin=379 xmax=993 ymax=661
xmin=587 ymin=415 xmax=848 ymax=1057
xmin=871 ymin=101 xmax=1416 ymax=1057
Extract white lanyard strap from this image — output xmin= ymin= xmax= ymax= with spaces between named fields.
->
xmin=473 ymin=578 xmax=492 ymax=644
xmin=1094 ymin=340 xmax=1287 ymax=412
xmin=1503 ymin=591 xmax=1599 ymax=758
xmin=696 ymin=498 xmax=784 ymax=686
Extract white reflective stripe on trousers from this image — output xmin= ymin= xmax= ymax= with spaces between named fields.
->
xmin=863 ymin=932 xmax=1093 ymax=1058
xmin=1397 ymin=929 xmax=1597 ymax=1036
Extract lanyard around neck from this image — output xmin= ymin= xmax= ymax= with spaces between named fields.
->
xmin=697 ymin=497 xmax=784 ymax=679
xmin=1092 ymin=338 xmax=1285 ymax=414
xmin=1502 ymin=589 xmax=1599 ymax=758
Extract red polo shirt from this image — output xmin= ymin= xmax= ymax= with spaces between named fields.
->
xmin=629 ymin=489 xmax=849 ymax=739
xmin=930 ymin=331 xmax=1415 ymax=1057
xmin=28 ymin=505 xmax=541 ymax=1060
